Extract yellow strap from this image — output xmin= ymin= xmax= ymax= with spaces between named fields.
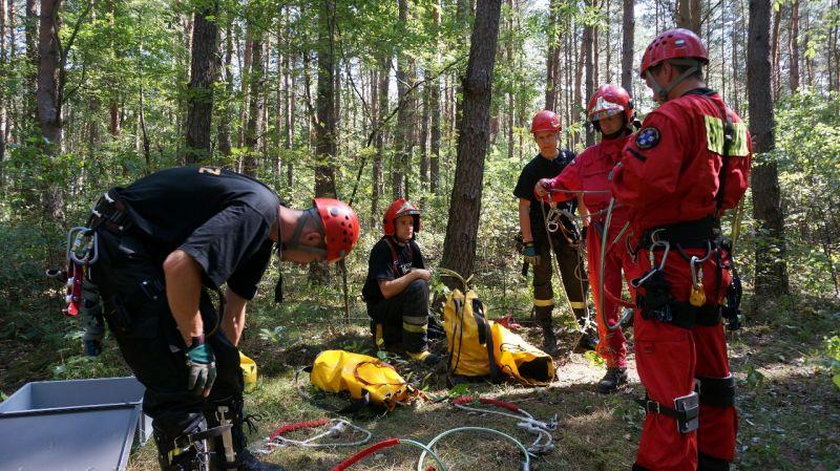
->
xmin=569 ymin=301 xmax=586 ymax=309
xmin=533 ymin=298 xmax=554 ymax=307
xmin=375 ymin=324 xmax=385 ymax=348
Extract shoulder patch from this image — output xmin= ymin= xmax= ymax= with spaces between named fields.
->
xmin=635 ymin=127 xmax=660 ymax=150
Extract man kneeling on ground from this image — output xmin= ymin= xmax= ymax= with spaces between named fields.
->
xmin=362 ymin=199 xmax=440 ymax=366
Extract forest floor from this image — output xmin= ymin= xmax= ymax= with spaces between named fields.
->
xmin=1 ymin=278 xmax=838 ymax=470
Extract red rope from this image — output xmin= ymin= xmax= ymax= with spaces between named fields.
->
xmin=453 ymin=396 xmax=521 ymax=412
xmin=330 ymin=438 xmax=401 ymax=471
xmin=267 ymin=418 xmax=330 ymax=441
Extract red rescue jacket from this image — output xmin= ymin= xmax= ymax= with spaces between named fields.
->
xmin=611 ymin=89 xmax=752 ymax=236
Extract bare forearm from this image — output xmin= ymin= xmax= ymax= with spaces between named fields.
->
xmin=518 ymin=200 xmax=533 ymax=241
xmin=163 ymin=250 xmax=204 ymax=345
xmin=222 ymin=288 xmax=248 ymax=346
xmin=379 ymin=272 xmax=420 ymax=299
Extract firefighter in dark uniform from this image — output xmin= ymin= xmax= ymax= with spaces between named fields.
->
xmin=612 ymin=29 xmax=751 ymax=471
xmin=88 ymin=166 xmax=360 ymax=471
xmin=514 ymin=110 xmax=590 ymax=356
xmin=362 ymin=199 xmax=440 ymax=366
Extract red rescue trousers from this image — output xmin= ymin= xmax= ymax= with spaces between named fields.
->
xmin=586 ymin=223 xmax=638 ymax=368
xmin=633 ymin=246 xmax=738 ymax=471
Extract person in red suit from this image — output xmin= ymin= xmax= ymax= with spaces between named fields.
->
xmin=611 ymin=29 xmax=752 ymax=471
xmin=535 ymin=84 xmax=640 ymax=394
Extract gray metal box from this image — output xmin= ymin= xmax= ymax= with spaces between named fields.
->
xmin=0 ymin=376 xmax=153 ymax=471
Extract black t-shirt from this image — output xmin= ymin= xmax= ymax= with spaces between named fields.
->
xmin=513 ymin=151 xmax=578 ymax=232
xmin=362 ymin=236 xmax=425 ymax=305
xmin=113 ymin=166 xmax=279 ymax=300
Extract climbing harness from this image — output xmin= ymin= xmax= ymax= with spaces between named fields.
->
xmin=538 ymin=201 xmax=595 ymax=342
xmin=452 ymin=397 xmax=556 ymax=455
xmin=252 ymin=418 xmax=372 ymax=454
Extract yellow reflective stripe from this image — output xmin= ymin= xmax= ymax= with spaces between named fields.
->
xmin=403 ymin=316 xmax=428 ymax=325
xmin=705 ymin=115 xmax=725 ymax=154
xmin=730 ymin=122 xmax=749 ymax=156
xmin=533 ymin=298 xmax=554 ymax=307
xmin=705 ymin=115 xmax=750 ymax=157
xmin=403 ymin=323 xmax=428 ymax=333
xmin=569 ymin=301 xmax=587 ymax=309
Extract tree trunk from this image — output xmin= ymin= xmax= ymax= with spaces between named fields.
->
xmin=544 ymin=0 xmax=560 ymax=110
xmin=217 ymin=21 xmax=233 ymax=156
xmin=242 ymin=25 xmax=264 ymax=176
xmin=420 ymin=80 xmax=430 ymax=188
xmin=36 ymin=0 xmax=64 ymax=229
xmin=621 ymin=0 xmax=634 ymax=97
xmin=311 ymin=0 xmax=338 ymax=283
xmin=430 ymin=1 xmax=441 ymax=194
xmin=770 ymin=4 xmax=781 ymax=99
xmin=314 ymin=0 xmax=337 ymax=199
xmin=26 ymin=0 xmax=39 ymax=125
xmin=676 ymin=0 xmax=701 ymax=35
xmin=0 ymin=0 xmax=7 ymax=167
xmin=789 ymin=0 xmax=800 ymax=92
xmin=748 ymin=0 xmax=789 ymax=298
xmin=440 ymin=0 xmax=502 ymax=281
xmin=583 ymin=0 xmax=594 ymax=146
xmin=372 ymin=53 xmax=390 ymax=227
xmin=184 ymin=1 xmax=219 ymax=164
xmin=393 ymin=0 xmax=416 ymax=199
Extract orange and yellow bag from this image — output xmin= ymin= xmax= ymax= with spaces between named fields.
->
xmin=309 ymin=350 xmax=422 ymax=409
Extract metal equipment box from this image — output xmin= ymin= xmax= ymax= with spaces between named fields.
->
xmin=0 ymin=376 xmax=152 ymax=471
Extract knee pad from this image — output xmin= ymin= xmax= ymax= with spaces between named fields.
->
xmin=696 ymin=374 xmax=735 ymax=408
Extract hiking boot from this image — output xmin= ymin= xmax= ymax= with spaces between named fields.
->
xmin=540 ymin=328 xmax=560 ymax=356
xmin=597 ymin=367 xmax=628 ymax=394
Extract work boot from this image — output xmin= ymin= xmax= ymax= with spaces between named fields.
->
xmin=540 ymin=325 xmax=560 ymax=356
xmin=597 ymin=367 xmax=628 ymax=394
xmin=535 ymin=307 xmax=560 ymax=356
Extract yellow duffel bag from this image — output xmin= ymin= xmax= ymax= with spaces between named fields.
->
xmin=491 ymin=322 xmax=556 ymax=386
xmin=310 ymin=350 xmax=421 ymax=410
xmin=443 ymin=288 xmax=499 ymax=380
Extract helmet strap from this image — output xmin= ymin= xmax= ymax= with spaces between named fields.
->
xmin=647 ymin=60 xmax=702 ymax=102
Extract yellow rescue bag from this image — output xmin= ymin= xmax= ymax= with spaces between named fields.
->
xmin=309 ymin=350 xmax=422 ymax=409
xmin=443 ymin=288 xmax=500 ymax=379
xmin=239 ymin=351 xmax=258 ymax=393
xmin=491 ymin=322 xmax=556 ymax=386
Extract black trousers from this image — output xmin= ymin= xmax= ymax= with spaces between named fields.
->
xmin=532 ymin=229 xmax=588 ymax=323
xmin=367 ymin=279 xmax=430 ymax=353
xmin=90 ymin=229 xmax=243 ymax=454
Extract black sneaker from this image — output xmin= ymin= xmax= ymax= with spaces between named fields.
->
xmin=597 ymin=367 xmax=628 ymax=394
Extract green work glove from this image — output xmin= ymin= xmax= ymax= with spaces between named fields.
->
xmin=523 ymin=241 xmax=541 ymax=266
xmin=186 ymin=336 xmax=216 ymax=397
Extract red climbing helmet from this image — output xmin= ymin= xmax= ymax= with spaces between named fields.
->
xmin=587 ymin=84 xmax=633 ymax=123
xmin=382 ymin=199 xmax=421 ymax=237
xmin=313 ymin=198 xmax=360 ymax=263
xmin=530 ymin=110 xmax=562 ymax=133
xmin=640 ymin=28 xmax=709 ymax=77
